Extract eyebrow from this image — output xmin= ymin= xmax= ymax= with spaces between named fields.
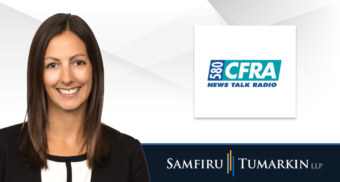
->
xmin=44 ymin=54 xmax=86 ymax=61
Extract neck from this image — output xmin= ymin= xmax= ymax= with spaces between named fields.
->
xmin=46 ymin=97 xmax=88 ymax=153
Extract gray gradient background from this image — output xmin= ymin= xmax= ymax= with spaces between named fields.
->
xmin=0 ymin=0 xmax=339 ymax=143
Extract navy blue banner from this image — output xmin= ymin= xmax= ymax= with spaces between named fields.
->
xmin=141 ymin=144 xmax=340 ymax=182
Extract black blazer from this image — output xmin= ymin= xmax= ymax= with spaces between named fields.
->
xmin=0 ymin=123 xmax=150 ymax=182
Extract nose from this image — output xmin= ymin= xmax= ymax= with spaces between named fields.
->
xmin=61 ymin=65 xmax=74 ymax=86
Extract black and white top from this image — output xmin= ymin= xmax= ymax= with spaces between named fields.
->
xmin=42 ymin=153 xmax=91 ymax=182
xmin=0 ymin=123 xmax=150 ymax=182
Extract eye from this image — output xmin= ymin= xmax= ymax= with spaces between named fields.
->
xmin=46 ymin=63 xmax=58 ymax=68
xmin=74 ymin=60 xmax=86 ymax=66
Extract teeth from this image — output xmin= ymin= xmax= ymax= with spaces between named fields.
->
xmin=57 ymin=87 xmax=80 ymax=95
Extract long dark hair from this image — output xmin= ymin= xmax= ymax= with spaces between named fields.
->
xmin=19 ymin=13 xmax=121 ymax=169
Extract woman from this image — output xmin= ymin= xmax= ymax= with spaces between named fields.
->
xmin=0 ymin=13 xmax=150 ymax=182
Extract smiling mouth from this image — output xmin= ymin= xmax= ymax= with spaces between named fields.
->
xmin=56 ymin=86 xmax=81 ymax=95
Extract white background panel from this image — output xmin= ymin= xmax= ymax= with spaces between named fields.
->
xmin=0 ymin=0 xmax=339 ymax=143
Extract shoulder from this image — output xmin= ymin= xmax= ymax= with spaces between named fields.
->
xmin=100 ymin=124 xmax=150 ymax=181
xmin=101 ymin=123 xmax=141 ymax=153
xmin=0 ymin=122 xmax=24 ymax=144
xmin=0 ymin=122 xmax=25 ymax=156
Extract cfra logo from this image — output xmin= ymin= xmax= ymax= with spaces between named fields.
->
xmin=208 ymin=60 xmax=281 ymax=81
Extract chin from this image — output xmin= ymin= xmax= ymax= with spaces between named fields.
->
xmin=60 ymin=104 xmax=82 ymax=111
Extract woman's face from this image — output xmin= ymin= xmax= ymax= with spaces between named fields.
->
xmin=44 ymin=31 xmax=93 ymax=111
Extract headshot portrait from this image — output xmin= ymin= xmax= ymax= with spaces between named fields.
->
xmin=0 ymin=13 xmax=150 ymax=182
